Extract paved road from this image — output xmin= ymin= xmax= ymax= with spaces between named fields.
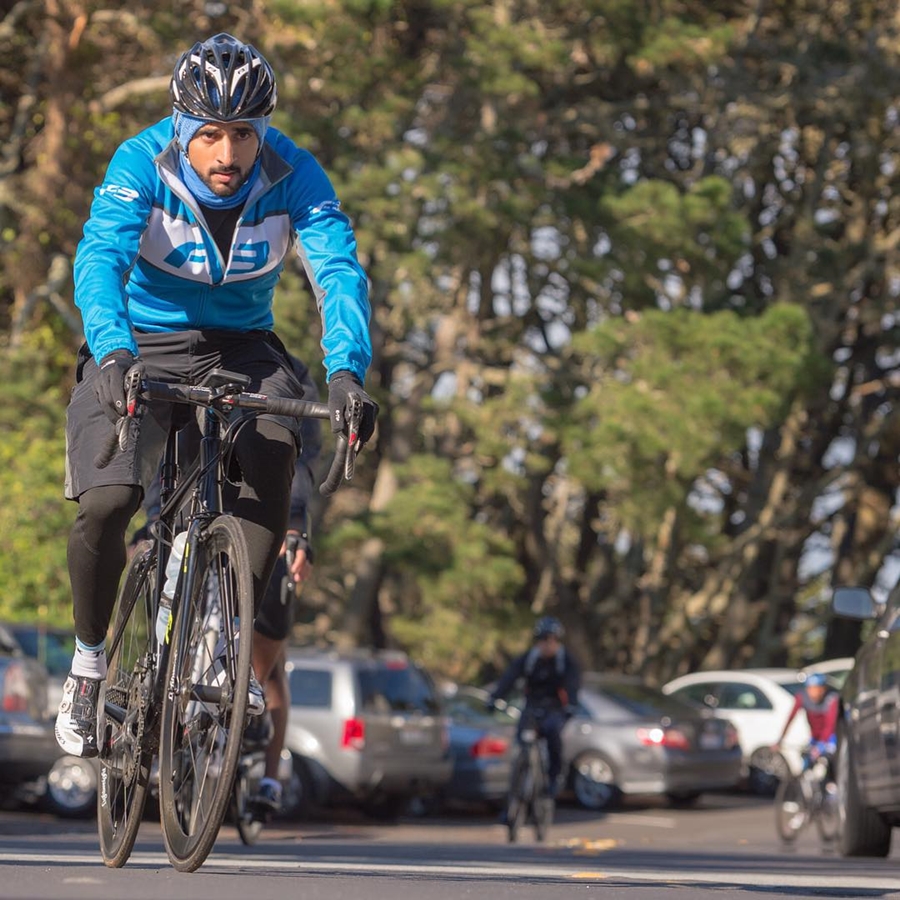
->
xmin=2 ymin=793 xmax=900 ymax=899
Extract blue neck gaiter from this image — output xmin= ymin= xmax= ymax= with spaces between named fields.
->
xmin=173 ymin=111 xmax=269 ymax=209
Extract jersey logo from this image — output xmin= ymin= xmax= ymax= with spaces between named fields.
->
xmin=165 ymin=242 xmax=208 ymax=268
xmin=99 ymin=184 xmax=139 ymax=203
xmin=230 ymin=241 xmax=270 ymax=274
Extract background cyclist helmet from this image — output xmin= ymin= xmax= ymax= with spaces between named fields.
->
xmin=170 ymin=33 xmax=277 ymax=122
xmin=805 ymin=673 xmax=828 ymax=687
xmin=534 ymin=616 xmax=565 ymax=641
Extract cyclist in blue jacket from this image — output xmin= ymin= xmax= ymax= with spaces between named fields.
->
xmin=56 ymin=33 xmax=377 ymax=758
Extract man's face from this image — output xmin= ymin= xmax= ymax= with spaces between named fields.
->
xmin=537 ymin=634 xmax=560 ymax=658
xmin=187 ymin=121 xmax=259 ymax=197
xmin=806 ymin=684 xmax=827 ymax=704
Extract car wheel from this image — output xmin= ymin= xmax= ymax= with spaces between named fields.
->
xmin=44 ymin=756 xmax=97 ymax=819
xmin=836 ymin=729 xmax=891 ymax=857
xmin=571 ymin=751 xmax=620 ymax=811
xmin=748 ymin=747 xmax=789 ymax=796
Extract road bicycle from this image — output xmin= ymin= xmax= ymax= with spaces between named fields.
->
xmin=774 ymin=748 xmax=839 ymax=844
xmin=96 ymin=367 xmax=358 ymax=871
xmin=505 ymin=708 xmax=554 ymax=843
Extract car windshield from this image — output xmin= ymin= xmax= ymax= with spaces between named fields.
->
xmin=777 ymin=681 xmax=805 ymax=697
xmin=358 ymin=664 xmax=440 ymax=714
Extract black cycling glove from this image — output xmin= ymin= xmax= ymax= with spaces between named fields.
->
xmin=95 ymin=349 xmax=138 ymax=423
xmin=327 ymin=371 xmax=378 ymax=446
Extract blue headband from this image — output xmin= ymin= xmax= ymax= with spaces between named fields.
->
xmin=172 ymin=111 xmax=270 ymax=152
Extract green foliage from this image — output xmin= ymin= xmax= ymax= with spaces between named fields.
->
xmin=563 ymin=304 xmax=819 ymax=531
xmin=366 ymin=455 xmax=525 ymax=680
xmin=0 ymin=340 xmax=74 ymax=624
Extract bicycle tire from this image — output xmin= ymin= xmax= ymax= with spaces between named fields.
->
xmin=816 ymin=781 xmax=840 ymax=842
xmin=507 ymin=749 xmax=531 ymax=843
xmin=159 ymin=516 xmax=254 ymax=871
xmin=97 ymin=541 xmax=156 ymax=868
xmin=533 ymin=743 xmax=553 ymax=843
xmin=775 ymin=773 xmax=809 ymax=842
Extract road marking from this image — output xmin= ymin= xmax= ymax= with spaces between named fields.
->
xmin=609 ymin=813 xmax=677 ymax=828
xmin=2 ymin=850 xmax=900 ymax=891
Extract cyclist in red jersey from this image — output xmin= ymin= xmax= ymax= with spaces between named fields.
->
xmin=774 ymin=673 xmax=838 ymax=764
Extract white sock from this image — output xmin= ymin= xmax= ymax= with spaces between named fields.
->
xmin=71 ymin=645 xmax=107 ymax=680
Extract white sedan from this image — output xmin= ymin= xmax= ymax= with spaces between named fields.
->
xmin=662 ymin=669 xmax=811 ymax=794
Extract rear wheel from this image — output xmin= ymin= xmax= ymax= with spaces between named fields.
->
xmin=836 ymin=730 xmax=891 ymax=857
xmin=97 ymin=542 xmax=155 ymax=868
xmin=159 ymin=518 xmax=254 ymax=872
xmin=775 ymin=774 xmax=809 ymax=843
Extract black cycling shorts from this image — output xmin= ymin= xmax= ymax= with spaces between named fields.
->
xmin=253 ymin=553 xmax=293 ymax=641
xmin=65 ymin=328 xmax=305 ymax=500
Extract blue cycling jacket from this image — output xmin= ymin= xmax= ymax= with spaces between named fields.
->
xmin=73 ymin=117 xmax=371 ymax=382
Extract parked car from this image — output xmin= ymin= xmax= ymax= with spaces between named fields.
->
xmin=283 ymin=647 xmax=452 ymax=816
xmin=0 ymin=623 xmax=95 ymax=816
xmin=801 ymin=657 xmax=855 ymax=691
xmin=830 ymin=585 xmax=900 ymax=857
xmin=561 ymin=675 xmax=742 ymax=811
xmin=2 ymin=623 xmax=74 ymax=716
xmin=441 ymin=685 xmax=517 ymax=809
xmin=662 ymin=668 xmax=810 ymax=794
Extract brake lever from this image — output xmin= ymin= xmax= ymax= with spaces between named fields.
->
xmin=344 ymin=393 xmax=364 ymax=481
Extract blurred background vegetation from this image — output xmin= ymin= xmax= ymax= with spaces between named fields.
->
xmin=1 ymin=0 xmax=898 ymax=685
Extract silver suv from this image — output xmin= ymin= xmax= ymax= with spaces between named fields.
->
xmin=283 ymin=647 xmax=452 ymax=816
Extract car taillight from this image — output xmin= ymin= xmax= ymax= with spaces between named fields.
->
xmin=2 ymin=662 xmax=30 ymax=713
xmin=637 ymin=726 xmax=691 ymax=751
xmin=341 ymin=717 xmax=365 ymax=750
xmin=470 ymin=736 xmax=509 ymax=758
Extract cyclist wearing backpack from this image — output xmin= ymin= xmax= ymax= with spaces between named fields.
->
xmin=56 ymin=33 xmax=377 ymax=759
xmin=489 ymin=616 xmax=581 ymax=797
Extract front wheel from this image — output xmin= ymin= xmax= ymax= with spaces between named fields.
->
xmin=97 ymin=541 xmax=155 ymax=868
xmin=506 ymin=751 xmax=531 ymax=843
xmin=775 ymin=774 xmax=809 ymax=843
xmin=159 ymin=517 xmax=254 ymax=872
xmin=817 ymin=780 xmax=840 ymax=843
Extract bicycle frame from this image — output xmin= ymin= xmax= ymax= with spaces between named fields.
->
xmin=103 ymin=373 xmax=268 ymax=737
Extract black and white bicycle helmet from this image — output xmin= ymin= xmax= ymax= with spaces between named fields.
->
xmin=533 ymin=616 xmax=565 ymax=640
xmin=170 ymin=33 xmax=277 ymax=120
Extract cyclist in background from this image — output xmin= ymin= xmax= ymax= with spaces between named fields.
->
xmin=773 ymin=672 xmax=839 ymax=771
xmin=488 ymin=616 xmax=581 ymax=798
xmin=56 ymin=32 xmax=376 ymax=759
